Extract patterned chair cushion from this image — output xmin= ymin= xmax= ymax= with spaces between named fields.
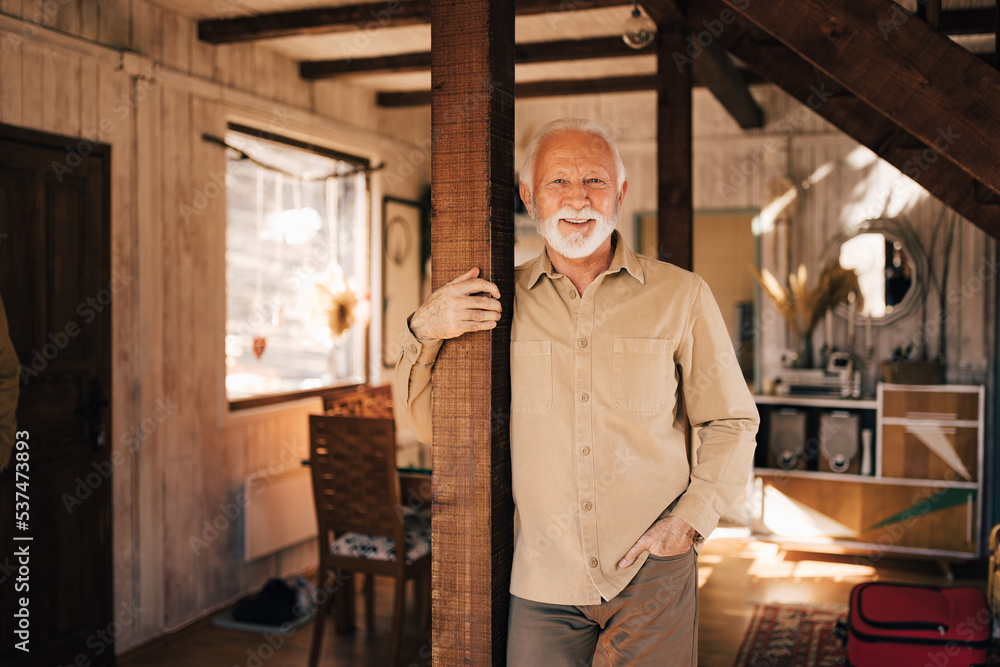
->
xmin=329 ymin=511 xmax=431 ymax=564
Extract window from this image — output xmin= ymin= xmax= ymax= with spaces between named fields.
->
xmin=224 ymin=125 xmax=370 ymax=405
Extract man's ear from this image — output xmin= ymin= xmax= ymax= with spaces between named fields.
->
xmin=618 ymin=179 xmax=629 ymax=208
xmin=518 ymin=182 xmax=533 ymax=217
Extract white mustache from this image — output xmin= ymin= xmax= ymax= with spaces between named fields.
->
xmin=552 ymin=206 xmax=604 ymax=222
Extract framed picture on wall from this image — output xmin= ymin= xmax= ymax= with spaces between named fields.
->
xmin=382 ymin=197 xmax=423 ymax=367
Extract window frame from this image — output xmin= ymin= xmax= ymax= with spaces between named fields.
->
xmin=224 ymin=123 xmax=373 ymax=412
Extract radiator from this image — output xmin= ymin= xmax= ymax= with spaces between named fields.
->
xmin=243 ymin=466 xmax=318 ymax=562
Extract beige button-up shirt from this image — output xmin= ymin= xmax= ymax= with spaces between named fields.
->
xmin=396 ymin=232 xmax=758 ymax=605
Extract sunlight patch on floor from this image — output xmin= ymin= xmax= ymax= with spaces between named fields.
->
xmin=747 ymin=551 xmax=875 ymax=581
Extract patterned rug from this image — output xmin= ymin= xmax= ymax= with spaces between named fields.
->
xmin=732 ymin=603 xmax=848 ymax=667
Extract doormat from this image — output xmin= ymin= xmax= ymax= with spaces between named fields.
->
xmin=732 ymin=603 xmax=847 ymax=667
xmin=211 ymin=607 xmax=315 ymax=635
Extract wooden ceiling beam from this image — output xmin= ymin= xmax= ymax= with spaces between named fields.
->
xmin=301 ymin=52 xmax=433 ymax=78
xmin=716 ymin=0 xmax=1000 ymax=198
xmin=198 ymin=1 xmax=433 ymax=43
xmin=199 ymin=0 xmax=638 ymax=44
xmin=515 ymin=35 xmax=653 ymax=63
xmin=378 ymin=74 xmax=659 ymax=107
xmin=301 ymin=36 xmax=654 ymax=79
xmin=638 ymin=0 xmax=684 ymax=27
xmin=692 ymin=0 xmax=1000 ymax=239
xmin=937 ymin=8 xmax=996 ymax=36
xmin=375 ymin=67 xmax=767 ymax=106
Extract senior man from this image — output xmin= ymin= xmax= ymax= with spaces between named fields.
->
xmin=396 ymin=118 xmax=758 ymax=665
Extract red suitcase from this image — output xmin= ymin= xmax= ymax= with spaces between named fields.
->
xmin=846 ymin=582 xmax=992 ymax=667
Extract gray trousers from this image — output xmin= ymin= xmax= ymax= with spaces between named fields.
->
xmin=507 ymin=548 xmax=698 ymax=666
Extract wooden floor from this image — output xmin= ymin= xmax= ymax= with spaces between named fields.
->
xmin=119 ymin=534 xmax=987 ymax=666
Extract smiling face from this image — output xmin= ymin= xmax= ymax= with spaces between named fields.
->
xmin=520 ymin=129 xmax=627 ymax=261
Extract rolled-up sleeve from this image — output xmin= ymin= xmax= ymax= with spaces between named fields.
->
xmin=394 ymin=318 xmax=442 ymax=444
xmin=669 ymin=278 xmax=759 ymax=540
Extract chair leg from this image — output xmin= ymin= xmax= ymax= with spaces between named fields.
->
xmin=364 ymin=574 xmax=376 ymax=633
xmin=416 ymin=571 xmax=431 ymax=630
xmin=309 ymin=574 xmax=336 ymax=667
xmin=388 ymin=575 xmax=407 ymax=666
xmin=334 ymin=571 xmax=356 ymax=634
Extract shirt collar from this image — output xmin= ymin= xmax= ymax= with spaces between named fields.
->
xmin=526 ymin=230 xmax=645 ymax=288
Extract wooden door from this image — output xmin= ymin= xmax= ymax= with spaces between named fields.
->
xmin=0 ymin=125 xmax=114 ymax=666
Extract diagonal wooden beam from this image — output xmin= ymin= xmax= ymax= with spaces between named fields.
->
xmin=430 ymin=0 xmax=514 ymax=663
xmin=651 ymin=0 xmax=763 ymax=128
xmin=692 ymin=0 xmax=1000 ymax=239
xmin=717 ymin=0 xmax=1000 ymax=197
xmin=199 ymin=0 xmax=634 ymax=44
xmin=301 ymin=36 xmax=654 ymax=79
xmin=689 ymin=40 xmax=764 ymax=128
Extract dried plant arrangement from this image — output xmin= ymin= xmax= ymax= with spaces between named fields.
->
xmin=752 ymin=260 xmax=864 ymax=338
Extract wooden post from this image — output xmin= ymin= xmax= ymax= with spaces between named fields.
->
xmin=430 ymin=0 xmax=515 ymax=664
xmin=656 ymin=25 xmax=694 ymax=270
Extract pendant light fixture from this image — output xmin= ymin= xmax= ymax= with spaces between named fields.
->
xmin=622 ymin=0 xmax=656 ymax=49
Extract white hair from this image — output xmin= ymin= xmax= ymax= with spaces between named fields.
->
xmin=519 ymin=118 xmax=626 ymax=201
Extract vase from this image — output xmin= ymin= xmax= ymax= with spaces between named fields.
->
xmin=792 ymin=331 xmax=814 ymax=368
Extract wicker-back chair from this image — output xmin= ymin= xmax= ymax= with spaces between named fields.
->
xmin=307 ymin=415 xmax=430 ymax=667
xmin=323 ymin=383 xmax=394 ymax=419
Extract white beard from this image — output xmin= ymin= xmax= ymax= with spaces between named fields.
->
xmin=534 ymin=204 xmax=618 ymax=260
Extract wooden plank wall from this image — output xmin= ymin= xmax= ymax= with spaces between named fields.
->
xmin=513 ymin=85 xmax=993 ymax=393
xmin=0 ymin=0 xmax=430 ymax=652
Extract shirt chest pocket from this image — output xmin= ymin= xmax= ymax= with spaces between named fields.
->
xmin=511 ymin=340 xmax=552 ymax=415
xmin=612 ymin=337 xmax=675 ymax=413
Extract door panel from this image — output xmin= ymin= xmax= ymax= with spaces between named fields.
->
xmin=0 ymin=126 xmax=113 ymax=666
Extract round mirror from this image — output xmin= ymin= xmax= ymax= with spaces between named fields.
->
xmin=825 ymin=218 xmax=927 ymax=325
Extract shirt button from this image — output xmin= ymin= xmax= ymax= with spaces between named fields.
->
xmin=408 ymin=345 xmax=418 ymax=354
xmin=569 ymin=290 xmax=577 ymax=300
xmin=583 ymin=501 xmax=592 ymax=511
xmin=579 ymin=393 xmax=589 ymax=402
xmin=580 ymin=447 xmax=590 ymax=456
xmin=590 ymin=558 xmax=598 ymax=568
xmin=577 ymin=338 xmax=588 ymax=348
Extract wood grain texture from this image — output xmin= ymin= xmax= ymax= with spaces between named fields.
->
xmin=97 ymin=0 xmax=129 ymax=48
xmin=656 ymin=27 xmax=693 ymax=269
xmin=719 ymin=0 xmax=1000 ymax=198
xmin=430 ymin=0 xmax=515 ymax=664
xmin=0 ymin=35 xmax=22 ymax=126
xmin=0 ymin=3 xmax=427 ymax=654
xmin=881 ymin=424 xmax=979 ymax=481
xmin=101 ymin=62 xmax=142 ymax=650
xmin=759 ymin=476 xmax=978 ymax=555
xmin=695 ymin=0 xmax=1000 ymax=239
xmin=133 ymin=68 xmax=167 ymax=646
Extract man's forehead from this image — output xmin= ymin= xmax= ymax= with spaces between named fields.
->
xmin=537 ymin=131 xmax=616 ymax=169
